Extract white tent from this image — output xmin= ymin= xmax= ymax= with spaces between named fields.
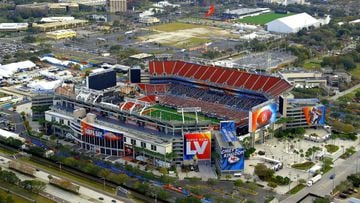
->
xmin=0 ymin=60 xmax=36 ymax=78
xmin=27 ymin=80 xmax=62 ymax=91
xmin=266 ymin=13 xmax=320 ymax=34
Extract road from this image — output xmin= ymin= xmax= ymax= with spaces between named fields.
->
xmin=280 ymin=150 xmax=360 ymax=203
xmin=0 ymin=154 xmax=129 ymax=203
xmin=329 ymin=83 xmax=360 ymax=101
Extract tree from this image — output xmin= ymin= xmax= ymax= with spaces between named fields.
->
xmin=355 ymin=91 xmax=360 ymax=98
xmin=340 ymin=56 xmax=356 ymax=70
xmin=22 ymin=35 xmax=37 ymax=43
xmin=254 ymin=163 xmax=274 ymax=181
xmin=5 ymin=196 xmax=14 ymax=203
xmin=159 ymin=167 xmax=168 ymax=176
xmin=234 ymin=179 xmax=244 ymax=187
xmin=98 ymin=169 xmax=110 ymax=180
xmin=0 ymin=171 xmax=20 ymax=185
xmin=20 ymin=180 xmax=46 ymax=193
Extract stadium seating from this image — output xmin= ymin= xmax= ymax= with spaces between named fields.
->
xmin=148 ymin=60 xmax=292 ymax=97
xmin=137 ymin=84 xmax=169 ymax=95
xmin=145 ymin=60 xmax=293 ymax=122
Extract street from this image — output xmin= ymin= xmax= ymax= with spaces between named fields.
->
xmin=329 ymin=83 xmax=360 ymax=101
xmin=281 ymin=150 xmax=360 ymax=203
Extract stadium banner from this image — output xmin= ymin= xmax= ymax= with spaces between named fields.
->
xmin=81 ymin=121 xmax=123 ymax=141
xmin=249 ymin=102 xmax=277 ymax=132
xmin=221 ymin=147 xmax=245 ymax=171
xmin=303 ymin=106 xmax=326 ymax=126
xmin=220 ymin=121 xmax=237 ymax=142
xmin=183 ymin=131 xmax=211 ymax=160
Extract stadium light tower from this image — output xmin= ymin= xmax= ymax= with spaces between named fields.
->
xmin=177 ymin=107 xmax=201 ymax=124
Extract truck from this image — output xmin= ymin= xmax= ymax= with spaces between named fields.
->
xmin=307 ymin=174 xmax=322 ymax=187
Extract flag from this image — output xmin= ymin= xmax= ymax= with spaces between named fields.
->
xmin=205 ymin=5 xmax=215 ymax=17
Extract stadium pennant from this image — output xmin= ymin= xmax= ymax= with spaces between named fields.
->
xmin=205 ymin=5 xmax=215 ymax=17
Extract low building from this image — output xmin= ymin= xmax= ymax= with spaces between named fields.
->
xmin=40 ymin=16 xmax=75 ymax=23
xmin=139 ymin=16 xmax=160 ymax=24
xmin=16 ymin=3 xmax=78 ymax=15
xmin=0 ymin=23 xmax=28 ymax=32
xmin=59 ymin=0 xmax=106 ymax=6
xmin=46 ymin=29 xmax=76 ymax=40
xmin=263 ymin=0 xmax=305 ymax=5
xmin=280 ymin=69 xmax=327 ymax=88
xmin=222 ymin=8 xmax=270 ymax=19
xmin=33 ymin=19 xmax=88 ymax=32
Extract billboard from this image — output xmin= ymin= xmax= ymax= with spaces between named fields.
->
xmin=183 ymin=131 xmax=211 ymax=160
xmin=303 ymin=106 xmax=326 ymax=126
xmin=221 ymin=147 xmax=245 ymax=171
xmin=249 ymin=102 xmax=277 ymax=132
xmin=86 ymin=69 xmax=116 ymax=90
xmin=220 ymin=121 xmax=237 ymax=142
xmin=81 ymin=122 xmax=123 ymax=141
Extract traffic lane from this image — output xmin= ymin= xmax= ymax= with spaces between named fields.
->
xmin=281 ymin=150 xmax=360 ymax=202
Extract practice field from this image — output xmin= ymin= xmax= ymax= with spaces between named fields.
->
xmin=237 ymin=12 xmax=294 ymax=25
xmin=142 ymin=104 xmax=220 ymax=123
xmin=139 ymin=22 xmax=232 ymax=48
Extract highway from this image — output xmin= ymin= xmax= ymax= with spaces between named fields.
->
xmin=280 ymin=150 xmax=360 ymax=203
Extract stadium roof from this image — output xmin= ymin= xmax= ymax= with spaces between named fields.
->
xmin=0 ymin=60 xmax=36 ymax=78
xmin=266 ymin=13 xmax=320 ymax=33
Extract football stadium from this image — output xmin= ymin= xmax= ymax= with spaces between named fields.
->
xmin=46 ymin=59 xmax=294 ymax=173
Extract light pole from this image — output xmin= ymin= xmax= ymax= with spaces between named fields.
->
xmin=101 ymin=177 xmax=106 ymax=190
xmin=288 ymin=171 xmax=292 ymax=191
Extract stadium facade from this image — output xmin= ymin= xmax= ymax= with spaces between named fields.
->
xmin=45 ymin=60 xmax=294 ymax=172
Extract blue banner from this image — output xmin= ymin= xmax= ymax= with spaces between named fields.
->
xmin=220 ymin=121 xmax=237 ymax=142
xmin=221 ymin=147 xmax=245 ymax=171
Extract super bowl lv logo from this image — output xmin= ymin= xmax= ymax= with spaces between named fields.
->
xmin=183 ymin=132 xmax=211 ymax=160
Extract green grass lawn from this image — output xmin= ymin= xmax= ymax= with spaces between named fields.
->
xmin=0 ymin=182 xmax=55 ymax=203
xmin=350 ymin=64 xmax=360 ymax=80
xmin=303 ymin=59 xmax=322 ymax=70
xmin=0 ymin=187 xmax=31 ymax=203
xmin=143 ymin=105 xmax=220 ymax=123
xmin=237 ymin=12 xmax=294 ymax=25
xmin=149 ymin=22 xmax=204 ymax=32
xmin=19 ymin=157 xmax=116 ymax=194
xmin=325 ymin=144 xmax=339 ymax=153
xmin=291 ymin=162 xmax=315 ymax=170
xmin=286 ymin=184 xmax=305 ymax=195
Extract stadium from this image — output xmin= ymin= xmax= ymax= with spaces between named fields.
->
xmin=139 ymin=60 xmax=292 ymax=127
xmin=46 ymin=60 xmax=293 ymax=168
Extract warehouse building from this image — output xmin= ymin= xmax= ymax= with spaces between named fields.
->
xmin=46 ymin=29 xmax=77 ymax=40
xmin=0 ymin=23 xmax=28 ymax=32
xmin=33 ymin=19 xmax=88 ymax=32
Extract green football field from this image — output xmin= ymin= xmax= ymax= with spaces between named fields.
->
xmin=142 ymin=105 xmax=220 ymax=123
xmin=237 ymin=12 xmax=294 ymax=25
